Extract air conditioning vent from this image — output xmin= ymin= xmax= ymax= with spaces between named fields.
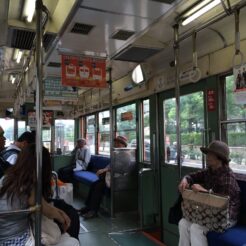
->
xmin=10 ymin=29 xmax=35 ymax=50
xmin=112 ymin=45 xmax=162 ymax=62
xmin=71 ymin=23 xmax=94 ymax=35
xmin=111 ymin=30 xmax=135 ymax=41
xmin=43 ymin=33 xmax=56 ymax=52
xmin=47 ymin=62 xmax=61 ymax=67
xmin=8 ymin=28 xmax=56 ymax=51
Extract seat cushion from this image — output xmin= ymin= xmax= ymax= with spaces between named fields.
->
xmin=88 ymin=155 xmax=110 ymax=171
xmin=73 ymin=171 xmax=99 ymax=185
xmin=207 ymin=226 xmax=246 ymax=246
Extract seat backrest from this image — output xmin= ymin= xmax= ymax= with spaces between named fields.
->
xmin=237 ymin=179 xmax=246 ymax=225
xmin=87 ymin=155 xmax=110 ymax=172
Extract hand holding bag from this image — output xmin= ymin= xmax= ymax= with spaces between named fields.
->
xmin=41 ymin=215 xmax=62 ymax=245
xmin=181 ymin=189 xmax=229 ymax=232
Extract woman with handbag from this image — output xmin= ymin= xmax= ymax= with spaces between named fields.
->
xmin=0 ymin=144 xmax=80 ymax=246
xmin=178 ymin=140 xmax=240 ymax=246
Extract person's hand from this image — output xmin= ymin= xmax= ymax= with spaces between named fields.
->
xmin=178 ymin=178 xmax=189 ymax=193
xmin=55 ymin=209 xmax=71 ymax=232
xmin=191 ymin=184 xmax=208 ymax=193
xmin=96 ymin=168 xmax=106 ymax=176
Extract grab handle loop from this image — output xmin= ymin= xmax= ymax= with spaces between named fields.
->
xmin=190 ymin=32 xmax=201 ymax=82
xmin=232 ymin=9 xmax=244 ymax=68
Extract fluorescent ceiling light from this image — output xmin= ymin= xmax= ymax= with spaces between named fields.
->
xmin=16 ymin=50 xmax=23 ymax=64
xmin=182 ymin=0 xmax=221 ymax=26
xmin=23 ymin=0 xmax=36 ymax=23
xmin=10 ymin=75 xmax=16 ymax=84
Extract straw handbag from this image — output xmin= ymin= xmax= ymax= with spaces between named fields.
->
xmin=181 ymin=189 xmax=229 ymax=232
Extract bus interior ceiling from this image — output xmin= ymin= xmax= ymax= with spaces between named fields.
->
xmin=0 ymin=0 xmax=245 ymax=117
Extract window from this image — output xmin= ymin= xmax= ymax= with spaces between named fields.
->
xmin=0 ymin=118 xmax=14 ymax=147
xmin=116 ymin=103 xmax=136 ymax=147
xmin=42 ymin=128 xmax=51 ymax=152
xmin=18 ymin=121 xmax=26 ymax=137
xmin=86 ymin=115 xmax=96 ymax=154
xmin=55 ymin=119 xmax=75 ymax=154
xmin=98 ymin=110 xmax=110 ymax=155
xmin=142 ymin=99 xmax=150 ymax=162
xmin=221 ymin=75 xmax=246 ymax=173
xmin=163 ymin=91 xmax=205 ymax=168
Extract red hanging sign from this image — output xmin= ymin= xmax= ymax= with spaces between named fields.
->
xmin=207 ymin=89 xmax=216 ymax=111
xmin=61 ymin=55 xmax=107 ymax=88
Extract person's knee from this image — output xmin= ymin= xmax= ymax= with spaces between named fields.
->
xmin=179 ymin=218 xmax=190 ymax=232
xmin=190 ymin=223 xmax=208 ymax=235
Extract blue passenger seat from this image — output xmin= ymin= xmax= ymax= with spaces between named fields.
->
xmin=73 ymin=155 xmax=110 ymax=185
xmin=207 ymin=179 xmax=246 ymax=246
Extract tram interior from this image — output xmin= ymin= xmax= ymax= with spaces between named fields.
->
xmin=0 ymin=0 xmax=246 ymax=245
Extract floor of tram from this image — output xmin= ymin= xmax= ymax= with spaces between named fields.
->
xmin=73 ymin=197 xmax=164 ymax=246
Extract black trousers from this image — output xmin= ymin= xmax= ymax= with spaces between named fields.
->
xmin=85 ymin=177 xmax=106 ymax=212
xmin=57 ymin=165 xmax=75 ymax=183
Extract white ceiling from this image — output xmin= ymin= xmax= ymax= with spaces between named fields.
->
xmin=0 ymin=0 xmax=246 ymax=113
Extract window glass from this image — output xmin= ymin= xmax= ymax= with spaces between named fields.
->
xmin=180 ymin=92 xmax=204 ymax=168
xmin=0 ymin=118 xmax=14 ymax=146
xmin=163 ymin=98 xmax=177 ymax=164
xmin=143 ymin=99 xmax=150 ymax=162
xmin=163 ymin=91 xmax=205 ymax=168
xmin=98 ymin=110 xmax=110 ymax=155
xmin=222 ymin=75 xmax=246 ymax=173
xmin=86 ymin=115 xmax=95 ymax=154
xmin=117 ymin=103 xmax=136 ymax=146
xmin=18 ymin=121 xmax=26 ymax=137
xmin=42 ymin=128 xmax=51 ymax=152
xmin=55 ymin=120 xmax=75 ymax=154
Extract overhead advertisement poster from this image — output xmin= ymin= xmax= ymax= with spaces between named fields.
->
xmin=61 ymin=54 xmax=107 ymax=88
xmin=233 ymin=64 xmax=246 ymax=104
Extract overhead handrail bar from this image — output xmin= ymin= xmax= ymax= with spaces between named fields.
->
xmin=232 ymin=9 xmax=244 ymax=68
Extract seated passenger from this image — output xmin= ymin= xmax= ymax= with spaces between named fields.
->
xmin=0 ymin=144 xmax=80 ymax=246
xmin=58 ymin=138 xmax=91 ymax=183
xmin=1 ymin=131 xmax=35 ymax=165
xmin=80 ymin=136 xmax=129 ymax=219
xmin=178 ymin=140 xmax=240 ymax=246
xmin=73 ymin=138 xmax=91 ymax=171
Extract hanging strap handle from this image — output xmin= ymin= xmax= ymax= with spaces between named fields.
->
xmin=190 ymin=32 xmax=201 ymax=83
xmin=232 ymin=9 xmax=244 ymax=68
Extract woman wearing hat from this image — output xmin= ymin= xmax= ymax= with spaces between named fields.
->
xmin=178 ymin=140 xmax=240 ymax=246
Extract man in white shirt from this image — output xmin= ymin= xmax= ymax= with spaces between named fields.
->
xmin=1 ymin=131 xmax=35 ymax=165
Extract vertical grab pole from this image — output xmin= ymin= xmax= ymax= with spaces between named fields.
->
xmin=108 ymin=67 xmax=114 ymax=217
xmin=173 ymin=24 xmax=181 ymax=179
xmin=35 ymin=0 xmax=43 ymax=245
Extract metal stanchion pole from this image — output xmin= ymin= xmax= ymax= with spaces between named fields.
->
xmin=35 ymin=0 xmax=44 ymax=245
